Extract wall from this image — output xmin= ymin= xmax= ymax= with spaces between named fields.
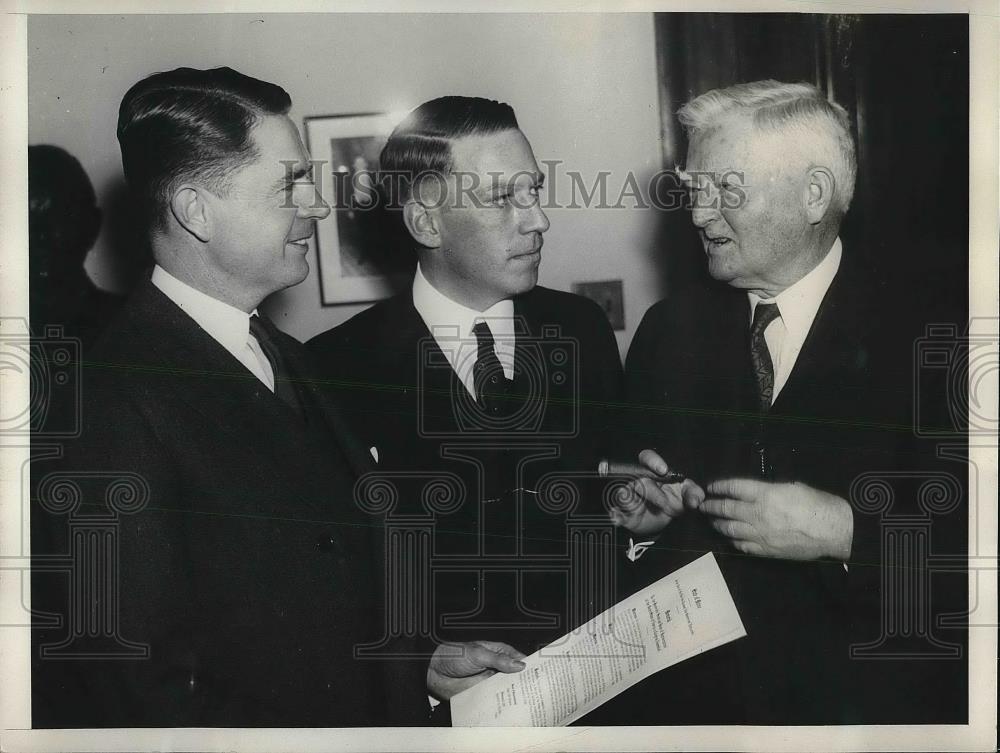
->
xmin=28 ymin=13 xmax=667 ymax=356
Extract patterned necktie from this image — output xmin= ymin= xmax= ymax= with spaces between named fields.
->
xmin=249 ymin=313 xmax=303 ymax=417
xmin=472 ymin=321 xmax=510 ymax=415
xmin=749 ymin=302 xmax=781 ymax=412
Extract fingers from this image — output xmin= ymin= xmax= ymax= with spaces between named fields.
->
xmin=710 ymin=517 xmax=755 ymax=541
xmin=476 ymin=640 xmax=528 ymax=662
xmin=610 ymin=482 xmax=645 ymax=515
xmin=637 ymin=449 xmax=670 ymax=476
xmin=699 ymin=496 xmax=751 ymax=522
xmin=681 ymin=478 xmax=706 ymax=510
xmin=466 ymin=641 xmax=526 ymax=674
xmin=610 ymin=477 xmax=682 ymax=518
xmin=637 ymin=477 xmax=683 ymax=516
xmin=707 ymin=477 xmax=766 ymax=502
xmin=733 ymin=540 xmax=764 ymax=556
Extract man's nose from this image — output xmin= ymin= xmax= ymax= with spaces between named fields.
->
xmin=689 ymin=185 xmax=721 ymax=228
xmin=690 ymin=202 xmax=719 ymax=228
xmin=298 ymin=186 xmax=331 ymax=220
xmin=522 ymin=202 xmax=550 ymax=234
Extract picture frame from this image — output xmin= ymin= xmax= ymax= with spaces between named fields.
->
xmin=303 ymin=112 xmax=414 ymax=305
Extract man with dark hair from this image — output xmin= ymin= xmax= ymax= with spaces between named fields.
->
xmin=308 ymin=97 xmax=623 ymax=667
xmin=603 ymin=80 xmax=966 ymax=724
xmin=31 ymin=69 xmax=522 ymax=728
xmin=28 ymin=145 xmax=124 ymax=349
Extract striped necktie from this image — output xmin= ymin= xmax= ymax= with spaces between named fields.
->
xmin=749 ymin=302 xmax=781 ymax=412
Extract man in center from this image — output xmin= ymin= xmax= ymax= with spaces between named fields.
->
xmin=309 ymin=97 xmax=623 ymax=657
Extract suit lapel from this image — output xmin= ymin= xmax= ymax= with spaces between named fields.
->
xmin=400 ymin=294 xmax=462 ymax=432
xmin=124 ymin=283 xmax=355 ymax=498
xmin=282 ymin=340 xmax=375 ymax=479
xmin=511 ymin=295 xmax=535 ymax=392
xmin=770 ymin=262 xmax=864 ymax=415
xmin=709 ymin=286 xmax=759 ymax=415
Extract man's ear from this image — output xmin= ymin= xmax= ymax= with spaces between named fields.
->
xmin=402 ymin=199 xmax=442 ymax=249
xmin=169 ymin=186 xmax=211 ymax=243
xmin=805 ymin=166 xmax=836 ymax=224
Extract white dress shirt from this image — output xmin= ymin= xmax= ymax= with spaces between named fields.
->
xmin=151 ymin=264 xmax=275 ymax=392
xmin=412 ymin=264 xmax=515 ymax=399
xmin=748 ymin=238 xmax=843 ymax=404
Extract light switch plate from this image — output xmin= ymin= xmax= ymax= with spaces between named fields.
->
xmin=572 ymin=279 xmax=625 ymax=330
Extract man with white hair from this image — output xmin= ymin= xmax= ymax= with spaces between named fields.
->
xmin=604 ymin=80 xmax=965 ymax=724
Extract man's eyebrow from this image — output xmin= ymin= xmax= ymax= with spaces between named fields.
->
xmin=489 ymin=172 xmax=545 ymax=191
xmin=480 ymin=172 xmax=546 ymax=199
xmin=271 ymin=164 xmax=313 ymax=190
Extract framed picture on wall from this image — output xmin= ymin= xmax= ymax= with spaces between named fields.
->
xmin=303 ymin=112 xmax=415 ymax=305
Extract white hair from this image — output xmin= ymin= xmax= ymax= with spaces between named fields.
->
xmin=678 ymin=80 xmax=857 ymax=216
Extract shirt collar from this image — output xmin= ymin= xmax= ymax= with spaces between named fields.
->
xmin=151 ymin=264 xmax=258 ymax=354
xmin=412 ymin=263 xmax=514 ymax=340
xmin=748 ymin=237 xmax=842 ymax=343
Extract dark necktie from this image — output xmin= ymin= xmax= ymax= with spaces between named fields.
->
xmin=472 ymin=321 xmax=511 ymax=415
xmin=749 ymin=302 xmax=781 ymax=412
xmin=249 ymin=313 xmax=303 ymax=417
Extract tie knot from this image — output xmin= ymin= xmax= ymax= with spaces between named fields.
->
xmin=249 ymin=312 xmax=281 ymax=366
xmin=248 ymin=313 xmax=302 ymax=416
xmin=472 ymin=321 xmax=496 ymax=358
xmin=249 ymin=313 xmax=269 ymax=341
xmin=751 ymin=302 xmax=781 ymax=337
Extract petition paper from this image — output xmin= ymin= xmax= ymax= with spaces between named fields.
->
xmin=450 ymin=552 xmax=746 ymax=727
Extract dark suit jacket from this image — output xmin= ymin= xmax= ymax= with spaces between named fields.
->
xmin=31 ymin=281 xmax=429 ymax=727
xmin=308 ymin=285 xmax=624 ymax=656
xmin=596 ymin=259 xmax=967 ymax=725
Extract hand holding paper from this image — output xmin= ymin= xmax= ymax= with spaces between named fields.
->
xmin=427 ymin=640 xmax=527 ymax=700
xmin=450 ymin=553 xmax=745 ymax=726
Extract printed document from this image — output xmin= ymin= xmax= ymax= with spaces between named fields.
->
xmin=450 ymin=552 xmax=746 ymax=726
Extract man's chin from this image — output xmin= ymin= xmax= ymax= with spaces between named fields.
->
xmin=278 ymin=257 xmax=311 ymax=290
xmin=511 ymin=269 xmax=539 ymax=296
xmin=705 ymin=256 xmax=738 ymax=284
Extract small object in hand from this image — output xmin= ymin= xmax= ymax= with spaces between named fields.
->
xmin=598 ymin=459 xmax=686 ymax=485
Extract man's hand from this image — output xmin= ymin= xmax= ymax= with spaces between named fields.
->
xmin=607 ymin=450 xmax=705 ymax=538
xmin=426 ymin=641 xmax=526 ymax=701
xmin=699 ymin=478 xmax=853 ymax=561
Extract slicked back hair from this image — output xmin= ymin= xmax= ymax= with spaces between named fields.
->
xmin=117 ymin=66 xmax=291 ymax=233
xmin=380 ymin=96 xmax=519 ymax=203
xmin=678 ymin=79 xmax=857 ymax=216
